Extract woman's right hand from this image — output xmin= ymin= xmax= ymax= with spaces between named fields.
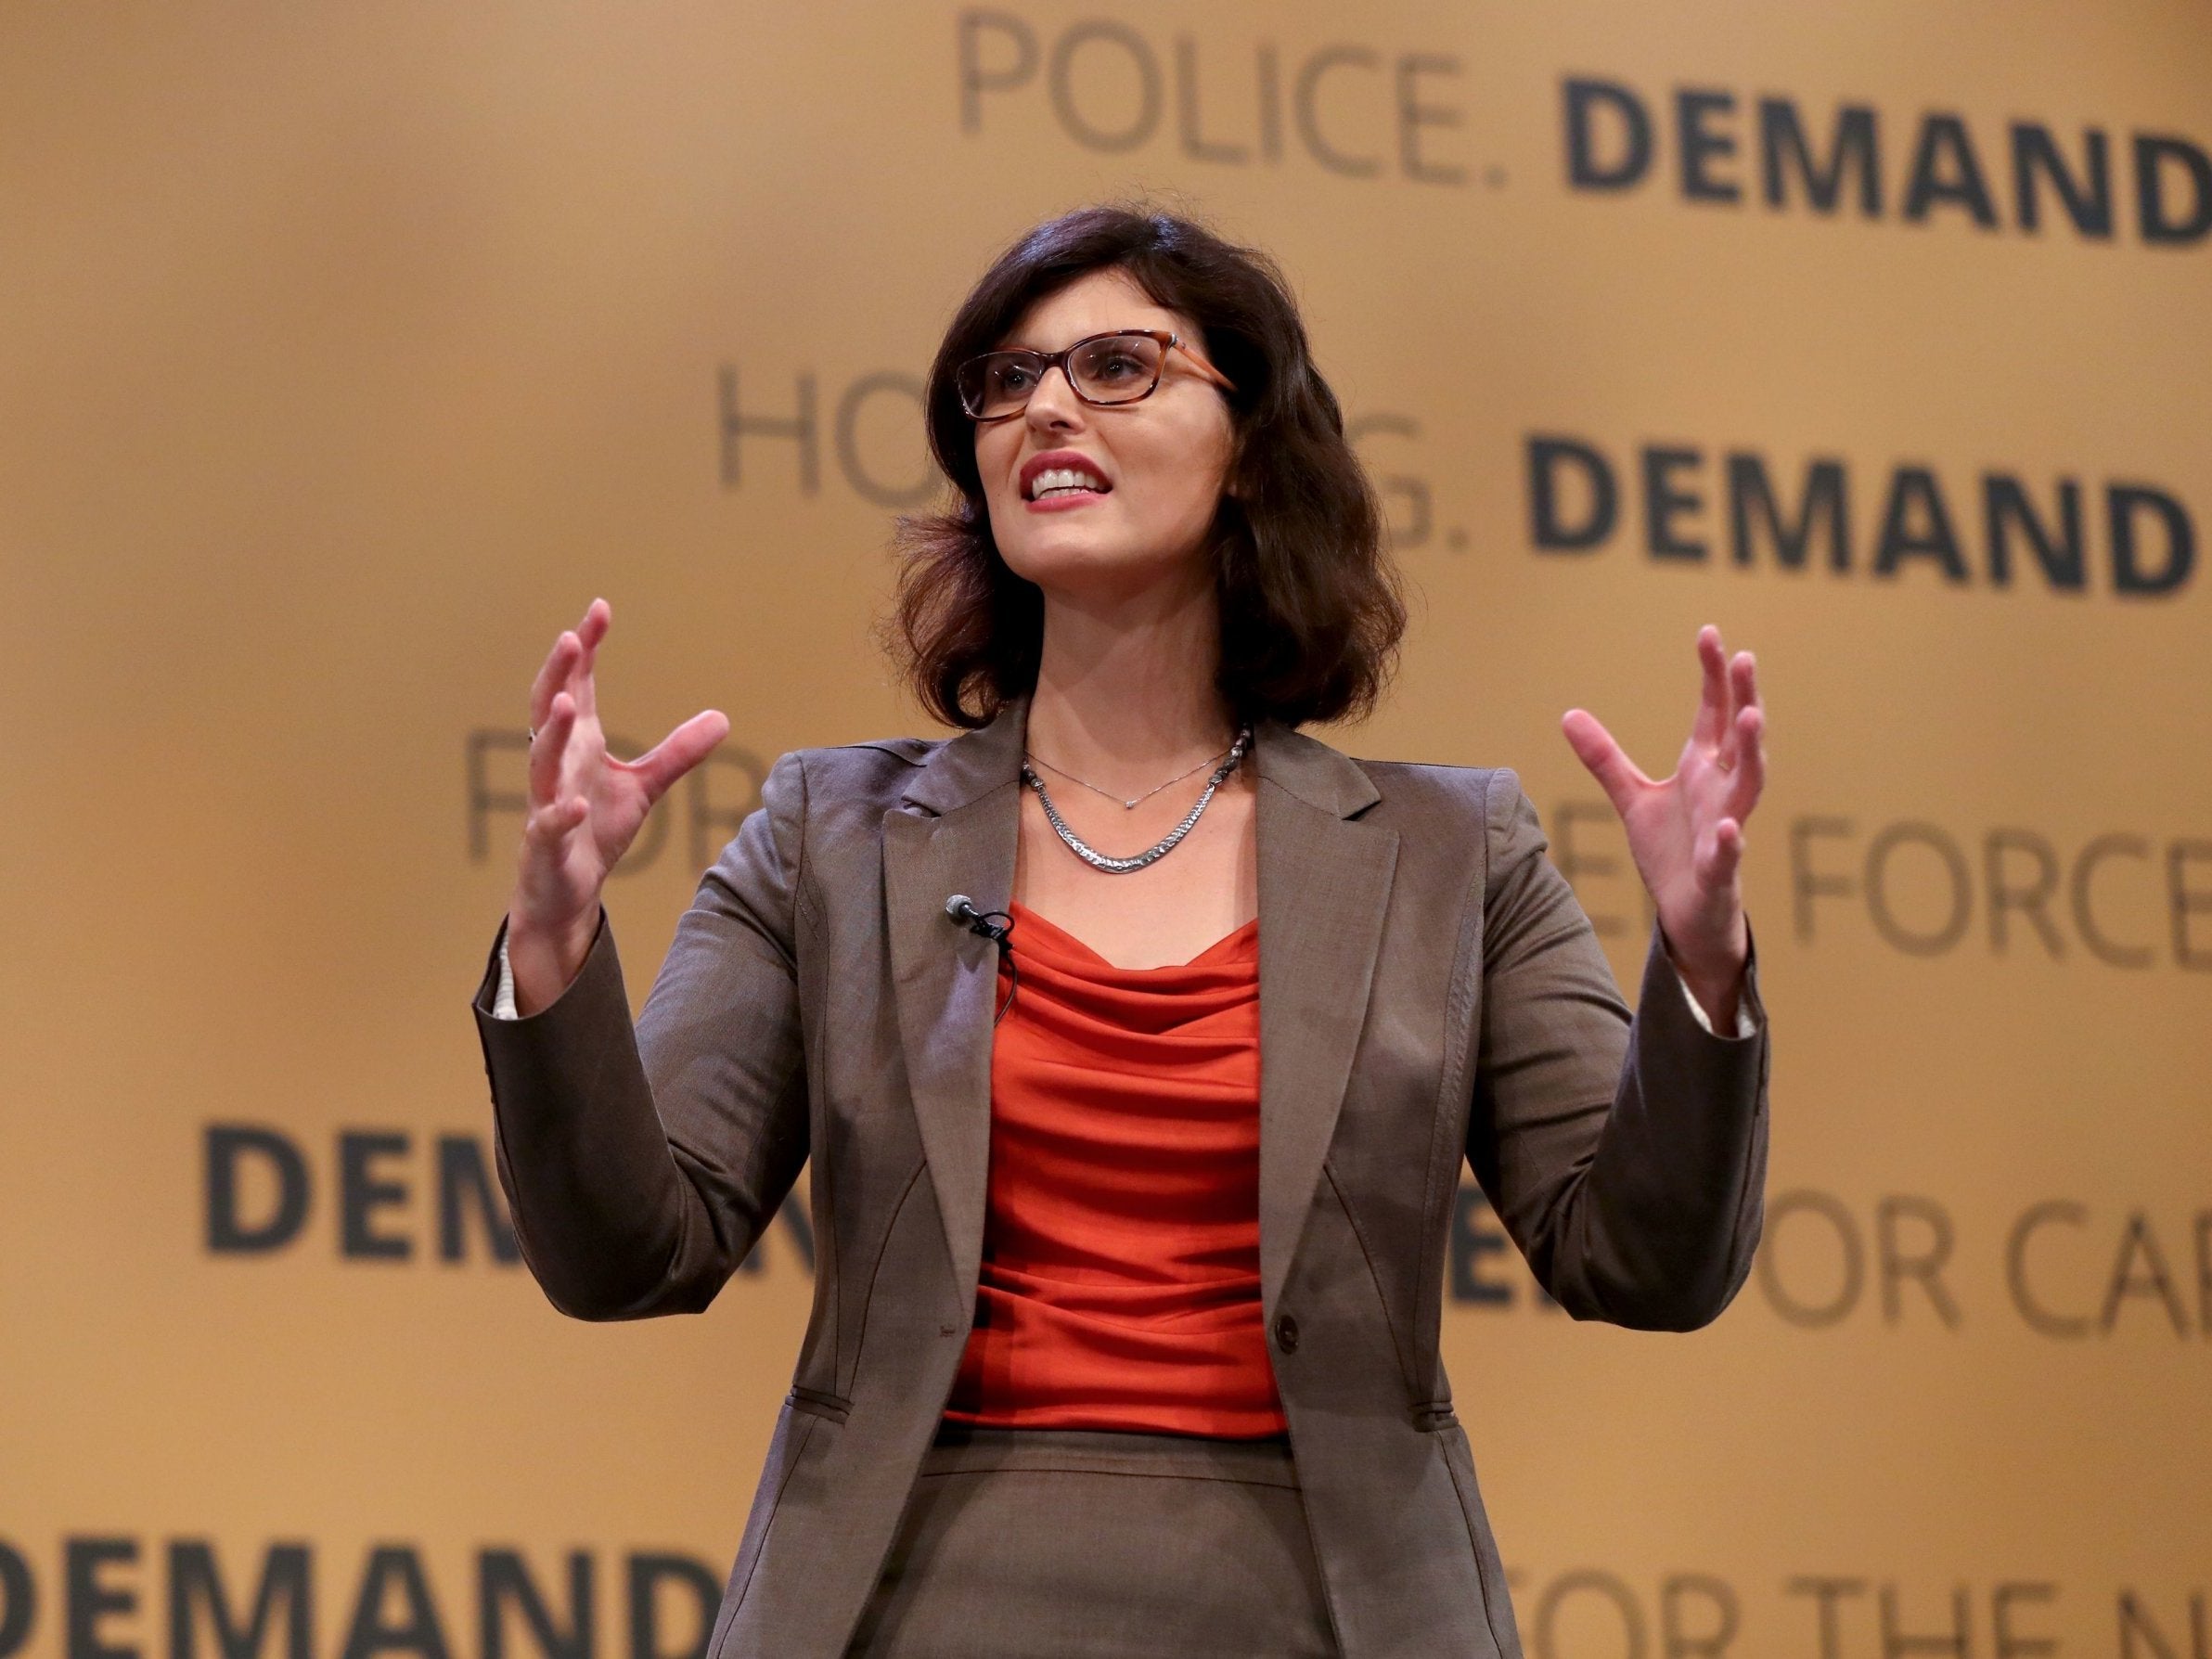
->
xmin=506 ymin=598 xmax=729 ymax=1014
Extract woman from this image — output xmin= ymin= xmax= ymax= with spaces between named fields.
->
xmin=475 ymin=206 xmax=1769 ymax=1658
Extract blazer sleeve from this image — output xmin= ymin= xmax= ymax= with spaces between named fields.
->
xmin=1465 ymin=768 xmax=1770 ymax=1331
xmin=469 ymin=749 xmax=812 ymax=1320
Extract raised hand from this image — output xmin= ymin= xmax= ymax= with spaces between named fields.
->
xmin=1560 ymin=624 xmax=1766 ymax=1024
xmin=506 ymin=598 xmax=729 ymax=1013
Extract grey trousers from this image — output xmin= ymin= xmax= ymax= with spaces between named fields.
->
xmin=846 ymin=1422 xmax=1340 ymax=1657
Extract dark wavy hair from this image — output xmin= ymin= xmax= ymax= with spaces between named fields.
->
xmin=880 ymin=204 xmax=1405 ymax=731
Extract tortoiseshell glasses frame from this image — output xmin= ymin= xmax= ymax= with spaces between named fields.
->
xmin=956 ymin=329 xmax=1238 ymax=422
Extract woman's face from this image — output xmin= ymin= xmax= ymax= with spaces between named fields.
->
xmin=971 ymin=266 xmax=1238 ymax=603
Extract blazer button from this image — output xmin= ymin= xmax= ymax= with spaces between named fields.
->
xmin=1272 ymin=1313 xmax=1300 ymax=1355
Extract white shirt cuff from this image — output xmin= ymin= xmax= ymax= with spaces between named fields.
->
xmin=1674 ymin=961 xmax=1756 ymax=1038
xmin=493 ymin=935 xmax=520 ymax=1021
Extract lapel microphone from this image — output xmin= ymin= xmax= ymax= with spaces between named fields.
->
xmin=945 ymin=894 xmax=1014 ymax=944
xmin=945 ymin=894 xmax=1020 ymax=1024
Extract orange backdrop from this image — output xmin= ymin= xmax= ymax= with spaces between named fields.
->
xmin=5 ymin=4 xmax=2208 ymax=1655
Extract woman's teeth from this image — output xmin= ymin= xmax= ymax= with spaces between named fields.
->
xmin=1027 ymin=467 xmax=1108 ymax=500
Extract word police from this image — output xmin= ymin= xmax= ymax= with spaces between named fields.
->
xmin=957 ymin=12 xmax=1475 ymax=185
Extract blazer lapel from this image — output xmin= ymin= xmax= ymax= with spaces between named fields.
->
xmin=881 ymin=701 xmax=1025 ymax=1305
xmin=1253 ymin=720 xmax=1399 ymax=1318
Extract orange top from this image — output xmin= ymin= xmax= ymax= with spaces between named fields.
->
xmin=942 ymin=900 xmax=1287 ymax=1438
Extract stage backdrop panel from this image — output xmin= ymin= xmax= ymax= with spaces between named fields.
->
xmin=3 ymin=3 xmax=2207 ymax=1654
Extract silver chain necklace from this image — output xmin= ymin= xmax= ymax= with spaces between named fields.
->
xmin=1026 ymin=745 xmax=1218 ymax=809
xmin=1021 ymin=726 xmax=1254 ymax=873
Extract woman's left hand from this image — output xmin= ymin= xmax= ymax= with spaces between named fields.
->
xmin=1561 ymin=624 xmax=1766 ymax=1023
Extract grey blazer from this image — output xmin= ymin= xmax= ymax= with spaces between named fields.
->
xmin=469 ymin=698 xmax=1770 ymax=1658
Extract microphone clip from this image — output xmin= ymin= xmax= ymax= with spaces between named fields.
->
xmin=945 ymin=894 xmax=1014 ymax=945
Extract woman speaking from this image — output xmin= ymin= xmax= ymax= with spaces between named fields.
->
xmin=472 ymin=205 xmax=1770 ymax=1658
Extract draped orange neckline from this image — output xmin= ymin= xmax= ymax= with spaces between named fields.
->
xmin=942 ymin=900 xmax=1287 ymax=1438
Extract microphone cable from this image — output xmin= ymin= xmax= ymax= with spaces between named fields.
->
xmin=945 ymin=894 xmax=1021 ymax=1024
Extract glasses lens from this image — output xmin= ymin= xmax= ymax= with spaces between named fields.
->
xmin=1070 ymin=334 xmax=1164 ymax=404
xmin=958 ymin=352 xmax=1043 ymax=418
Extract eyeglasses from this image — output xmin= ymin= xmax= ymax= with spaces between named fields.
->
xmin=955 ymin=329 xmax=1237 ymax=422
